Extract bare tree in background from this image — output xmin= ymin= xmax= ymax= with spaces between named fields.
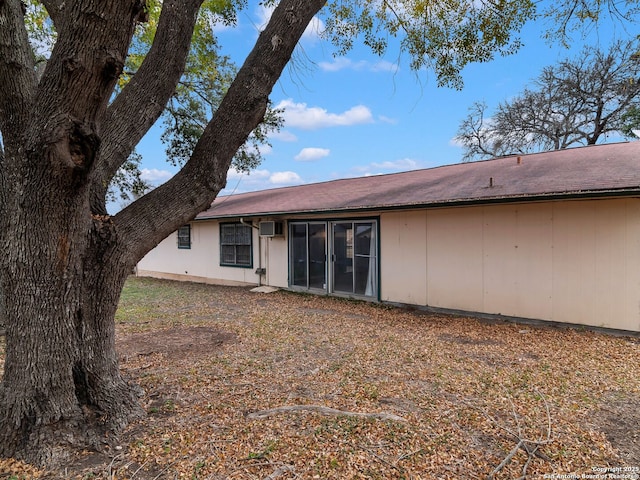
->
xmin=456 ymin=40 xmax=640 ymax=161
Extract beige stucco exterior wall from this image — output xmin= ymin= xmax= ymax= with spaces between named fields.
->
xmin=378 ymin=210 xmax=428 ymax=306
xmin=261 ymin=235 xmax=289 ymax=288
xmin=137 ymin=221 xmax=263 ymax=287
xmin=138 ymin=197 xmax=640 ymax=331
xmin=379 ymin=197 xmax=640 ymax=331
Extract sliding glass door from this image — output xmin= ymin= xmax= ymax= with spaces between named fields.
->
xmin=289 ymin=220 xmax=377 ymax=298
xmin=331 ymin=221 xmax=376 ymax=297
xmin=290 ymin=222 xmax=327 ymax=291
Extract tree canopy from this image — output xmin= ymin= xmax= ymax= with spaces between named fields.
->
xmin=456 ymin=39 xmax=640 ymax=161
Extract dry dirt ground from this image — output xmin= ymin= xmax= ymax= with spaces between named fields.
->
xmin=1 ymin=277 xmax=639 ymax=479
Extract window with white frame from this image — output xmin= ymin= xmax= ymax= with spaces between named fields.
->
xmin=177 ymin=225 xmax=191 ymax=249
xmin=220 ymin=223 xmax=252 ymax=267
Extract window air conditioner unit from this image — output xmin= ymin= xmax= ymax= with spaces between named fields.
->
xmin=258 ymin=221 xmax=283 ymax=237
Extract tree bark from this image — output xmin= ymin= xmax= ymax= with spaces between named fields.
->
xmin=90 ymin=0 xmax=205 ymax=215
xmin=115 ymin=0 xmax=327 ymax=260
xmin=0 ymin=209 xmax=144 ymax=465
xmin=0 ymin=0 xmax=327 ymax=467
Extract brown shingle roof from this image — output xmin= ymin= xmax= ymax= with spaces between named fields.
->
xmin=198 ymin=142 xmax=640 ymax=219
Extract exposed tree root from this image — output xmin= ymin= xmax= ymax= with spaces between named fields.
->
xmin=247 ymin=404 xmax=408 ymax=422
xmin=263 ymin=463 xmax=295 ymax=480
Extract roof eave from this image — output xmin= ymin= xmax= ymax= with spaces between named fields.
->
xmin=194 ymin=187 xmax=640 ymax=221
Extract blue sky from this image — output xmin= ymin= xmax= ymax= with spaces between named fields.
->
xmin=132 ymin=2 xmax=633 ymax=203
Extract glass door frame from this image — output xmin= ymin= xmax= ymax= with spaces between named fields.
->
xmin=329 ymin=220 xmax=378 ymax=298
xmin=288 ymin=221 xmax=328 ymax=293
xmin=288 ymin=218 xmax=379 ymax=300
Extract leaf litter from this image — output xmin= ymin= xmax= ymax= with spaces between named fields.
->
xmin=1 ymin=276 xmax=639 ymax=479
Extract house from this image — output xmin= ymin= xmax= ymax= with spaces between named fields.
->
xmin=137 ymin=142 xmax=640 ymax=332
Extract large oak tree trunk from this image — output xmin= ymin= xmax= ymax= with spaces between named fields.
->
xmin=0 ymin=0 xmax=327 ymax=467
xmin=0 ymin=149 xmax=143 ymax=465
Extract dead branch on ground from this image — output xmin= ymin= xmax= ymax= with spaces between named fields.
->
xmin=485 ymin=388 xmax=553 ymax=480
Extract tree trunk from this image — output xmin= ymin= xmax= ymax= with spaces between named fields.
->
xmin=0 ymin=0 xmax=327 ymax=467
xmin=0 ymin=151 xmax=143 ymax=466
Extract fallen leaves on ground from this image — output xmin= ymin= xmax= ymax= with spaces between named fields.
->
xmin=2 ymin=277 xmax=639 ymax=479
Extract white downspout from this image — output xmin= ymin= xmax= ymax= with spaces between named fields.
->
xmin=240 ymin=218 xmax=262 ymax=286
xmin=257 ymin=235 xmax=262 ymax=286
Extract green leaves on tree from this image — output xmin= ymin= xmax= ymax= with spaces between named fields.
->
xmin=322 ymin=0 xmax=536 ymax=89
xmin=121 ymin=0 xmax=280 ymax=177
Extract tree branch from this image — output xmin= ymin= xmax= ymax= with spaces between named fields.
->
xmin=23 ymin=0 xmax=143 ymax=190
xmin=483 ymin=389 xmax=553 ymax=480
xmin=33 ymin=1 xmax=139 ymax=126
xmin=0 ymin=0 xmax=36 ymax=145
xmin=90 ymin=0 xmax=205 ymax=214
xmin=114 ymin=0 xmax=327 ymax=265
xmin=41 ymin=0 xmax=66 ymax=29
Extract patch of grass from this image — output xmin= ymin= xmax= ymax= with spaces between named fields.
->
xmin=116 ymin=276 xmax=220 ymax=328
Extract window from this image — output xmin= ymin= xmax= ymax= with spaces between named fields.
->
xmin=177 ymin=225 xmax=191 ymax=249
xmin=220 ymin=223 xmax=252 ymax=267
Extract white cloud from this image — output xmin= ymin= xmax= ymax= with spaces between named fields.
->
xmin=318 ymin=57 xmax=362 ymax=72
xmin=371 ymin=158 xmax=421 ymax=170
xmin=448 ymin=136 xmax=466 ymax=148
xmin=302 ymin=15 xmax=325 ymax=40
xmin=219 ymin=168 xmax=274 ymax=196
xmin=276 ymin=99 xmax=374 ymax=130
xmin=270 ymin=171 xmax=303 ymax=184
xmin=352 ymin=158 xmax=423 ymax=176
xmin=257 ymin=144 xmax=272 ymax=155
xmin=218 ymin=168 xmax=305 ymax=196
xmin=226 ymin=167 xmax=271 ymax=181
xmin=256 ymin=5 xmax=273 ymax=29
xmin=319 ymin=57 xmax=398 ymax=73
xmin=378 ymin=115 xmax=398 ymax=124
xmin=140 ymin=168 xmax=174 ymax=183
xmin=270 ymin=130 xmax=298 ymax=142
xmin=370 ymin=60 xmax=399 ymax=73
xmin=295 ymin=147 xmax=330 ymax=162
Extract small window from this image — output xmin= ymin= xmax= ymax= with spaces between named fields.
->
xmin=177 ymin=225 xmax=191 ymax=249
xmin=220 ymin=223 xmax=252 ymax=267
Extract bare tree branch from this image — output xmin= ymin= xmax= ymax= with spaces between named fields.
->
xmin=456 ymin=101 xmax=505 ymax=161
xmin=114 ymin=0 xmax=327 ymax=265
xmin=90 ymin=0 xmax=205 ymax=214
xmin=457 ymin=40 xmax=640 ymax=161
xmin=483 ymin=389 xmax=553 ymax=479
